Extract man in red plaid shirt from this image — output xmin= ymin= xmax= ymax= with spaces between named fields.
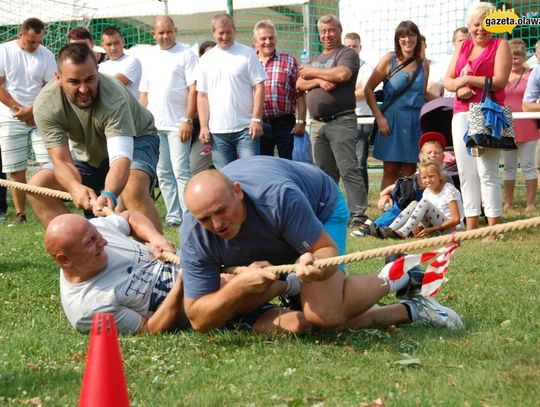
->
xmin=252 ymin=20 xmax=307 ymax=159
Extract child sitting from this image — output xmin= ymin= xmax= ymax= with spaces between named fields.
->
xmin=352 ymin=132 xmax=450 ymax=238
xmin=380 ymin=158 xmax=464 ymax=238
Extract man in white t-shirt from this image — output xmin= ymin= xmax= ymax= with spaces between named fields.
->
xmin=0 ymin=18 xmax=56 ymax=226
xmin=45 ymin=210 xmax=186 ymax=334
xmin=139 ymin=16 xmax=198 ymax=227
xmin=344 ymin=32 xmax=372 ymax=197
xmin=98 ymin=26 xmax=142 ymax=99
xmin=197 ymin=13 xmax=266 ymax=169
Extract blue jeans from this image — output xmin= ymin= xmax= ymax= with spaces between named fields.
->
xmin=356 ymin=122 xmax=371 ymax=194
xmin=261 ymin=114 xmax=295 ymax=159
xmin=157 ymin=130 xmax=192 ymax=224
xmin=211 ymin=128 xmax=260 ymax=169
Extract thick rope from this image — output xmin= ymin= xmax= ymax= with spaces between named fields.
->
xmin=0 ymin=179 xmax=180 ymax=264
xmin=4 ymin=178 xmax=537 ymax=272
xmin=224 ymin=216 xmax=540 ymax=275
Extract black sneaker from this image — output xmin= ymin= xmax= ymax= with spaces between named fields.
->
xmin=7 ymin=212 xmax=26 ymax=227
xmin=349 ymin=215 xmax=368 ymax=228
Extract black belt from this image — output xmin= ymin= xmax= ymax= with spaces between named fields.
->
xmin=313 ymin=110 xmax=355 ymax=122
xmin=263 ymin=113 xmax=295 ymax=124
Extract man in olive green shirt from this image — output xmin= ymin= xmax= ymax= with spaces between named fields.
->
xmin=28 ymin=43 xmax=162 ymax=231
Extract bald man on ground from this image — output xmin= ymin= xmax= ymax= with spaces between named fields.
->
xmin=45 ymin=210 xmax=187 ymax=334
xmin=180 ymin=156 xmax=464 ymax=332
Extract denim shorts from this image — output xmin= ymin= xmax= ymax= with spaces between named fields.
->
xmin=44 ymin=134 xmax=159 ymax=192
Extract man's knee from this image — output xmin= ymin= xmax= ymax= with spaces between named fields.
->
xmin=123 ymin=170 xmax=152 ymax=200
xmin=302 ymin=306 xmax=348 ymax=329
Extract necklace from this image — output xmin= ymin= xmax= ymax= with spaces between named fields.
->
xmin=509 ymin=67 xmax=525 ymax=92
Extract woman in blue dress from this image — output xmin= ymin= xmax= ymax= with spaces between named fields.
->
xmin=365 ymin=20 xmax=432 ymax=190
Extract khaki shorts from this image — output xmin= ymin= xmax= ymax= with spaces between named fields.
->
xmin=0 ymin=116 xmax=49 ymax=173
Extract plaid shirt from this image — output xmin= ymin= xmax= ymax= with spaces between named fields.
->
xmin=259 ymin=50 xmax=300 ymax=120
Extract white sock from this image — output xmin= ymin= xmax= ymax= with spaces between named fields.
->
xmin=377 ymin=264 xmax=411 ymax=294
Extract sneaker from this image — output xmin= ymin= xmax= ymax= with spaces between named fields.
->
xmin=7 ymin=212 xmax=26 ymax=227
xmin=165 ymin=220 xmax=181 ymax=228
xmin=349 ymin=215 xmax=368 ymax=228
xmin=350 ymin=223 xmax=371 ymax=237
xmin=400 ymin=295 xmax=464 ymax=331
xmin=0 ymin=212 xmax=6 ymax=221
xmin=379 ymin=226 xmax=404 ymax=240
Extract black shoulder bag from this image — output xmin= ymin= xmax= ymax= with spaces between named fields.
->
xmin=369 ymin=58 xmax=424 ymax=145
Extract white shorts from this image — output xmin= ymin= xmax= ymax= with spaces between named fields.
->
xmin=0 ymin=116 xmax=50 ymax=173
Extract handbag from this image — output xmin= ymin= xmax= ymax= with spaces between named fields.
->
xmin=373 ymin=55 xmax=415 ymax=103
xmin=369 ymin=58 xmax=423 ymax=145
xmin=466 ymin=77 xmax=517 ymax=150
xmin=292 ymin=131 xmax=313 ymax=163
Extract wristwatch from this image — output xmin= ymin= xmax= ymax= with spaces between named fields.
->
xmin=251 ymin=118 xmax=263 ymax=124
xmin=180 ymin=117 xmax=193 ymax=124
xmin=296 ymin=119 xmax=306 ymax=124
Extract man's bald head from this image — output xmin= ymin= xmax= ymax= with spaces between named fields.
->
xmin=153 ymin=15 xmax=177 ymax=50
xmin=44 ymin=214 xmax=108 ymax=279
xmin=44 ymin=214 xmax=91 ymax=258
xmin=184 ymin=170 xmax=245 ymax=240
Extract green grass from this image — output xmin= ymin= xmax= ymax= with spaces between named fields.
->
xmin=0 ymin=177 xmax=539 ymax=406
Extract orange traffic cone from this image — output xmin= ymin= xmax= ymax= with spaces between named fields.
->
xmin=79 ymin=313 xmax=130 ymax=407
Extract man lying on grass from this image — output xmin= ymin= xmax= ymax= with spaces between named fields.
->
xmin=45 ymin=208 xmax=463 ymax=334
xmin=180 ymin=156 xmax=464 ymax=333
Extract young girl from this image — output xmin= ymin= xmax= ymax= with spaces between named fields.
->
xmin=381 ymin=159 xmax=464 ymax=238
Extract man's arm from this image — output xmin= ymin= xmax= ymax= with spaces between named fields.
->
xmin=197 ymin=91 xmax=211 ymax=144
xmin=295 ymin=230 xmax=339 ymax=283
xmin=0 ymin=76 xmax=34 ymax=124
xmin=183 ymin=265 xmax=279 ymax=332
xmin=48 ymin=145 xmax=98 ymax=211
xmin=119 ymin=210 xmax=175 ymax=259
xmin=140 ymin=275 xmax=185 ymax=333
xmin=299 ymin=65 xmax=353 ymax=83
xmin=138 ymin=92 xmax=148 ymax=107
xmin=113 ymin=73 xmax=130 ymax=86
xmin=179 ymin=83 xmax=196 ymax=142
xmin=248 ymin=82 xmax=264 ymax=139
xmin=291 ymin=92 xmax=307 ymax=135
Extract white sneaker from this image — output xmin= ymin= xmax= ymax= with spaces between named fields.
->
xmin=400 ymin=295 xmax=464 ymax=331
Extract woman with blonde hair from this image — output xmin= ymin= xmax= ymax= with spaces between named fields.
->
xmin=443 ymin=2 xmax=511 ymax=236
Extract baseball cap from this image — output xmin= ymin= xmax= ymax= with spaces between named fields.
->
xmin=419 ymin=131 xmax=446 ymax=149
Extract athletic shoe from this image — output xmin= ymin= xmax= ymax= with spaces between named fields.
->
xmin=0 ymin=212 xmax=6 ymax=221
xmin=379 ymin=226 xmax=404 ymax=240
xmin=400 ymin=295 xmax=464 ymax=330
xmin=349 ymin=215 xmax=368 ymax=228
xmin=7 ymin=212 xmax=26 ymax=227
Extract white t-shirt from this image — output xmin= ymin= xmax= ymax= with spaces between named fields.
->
xmin=139 ymin=43 xmax=198 ymax=129
xmin=423 ymin=182 xmax=465 ymax=230
xmin=196 ymin=42 xmax=266 ymax=133
xmin=355 ymin=58 xmax=373 ymax=116
xmin=59 ymin=216 xmax=180 ymax=334
xmin=98 ymin=53 xmax=142 ymax=99
xmin=428 ymin=54 xmax=456 ymax=98
xmin=0 ymin=40 xmax=56 ymax=118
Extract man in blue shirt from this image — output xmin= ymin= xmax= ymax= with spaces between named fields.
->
xmin=181 ymin=156 xmax=463 ymax=332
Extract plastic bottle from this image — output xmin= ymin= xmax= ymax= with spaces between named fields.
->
xmin=383 ymin=202 xmax=393 ymax=212
xmin=460 ymin=61 xmax=471 ymax=77
xmin=300 ymin=49 xmax=310 ymax=66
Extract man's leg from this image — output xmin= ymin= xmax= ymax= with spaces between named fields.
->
xmin=356 ymin=123 xmax=371 ymax=194
xmin=125 ymin=135 xmax=162 ymax=233
xmin=0 ymin=150 xmax=6 ymax=217
xmin=27 ymin=169 xmax=70 ymax=227
xmin=311 ymin=120 xmax=340 ymax=181
xmin=260 ymin=122 xmax=277 ymax=157
xmin=169 ymin=131 xmax=192 ymax=217
xmin=211 ymin=133 xmax=237 ymax=169
xmin=156 ymin=132 xmax=182 ymax=225
xmin=0 ymin=119 xmax=33 ymax=222
xmin=272 ymin=115 xmax=295 ymax=160
xmin=235 ymin=128 xmax=260 ymax=159
xmin=252 ymin=307 xmax=312 ymax=334
xmin=327 ymin=115 xmax=368 ymax=224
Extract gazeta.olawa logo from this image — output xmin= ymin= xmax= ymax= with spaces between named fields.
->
xmin=482 ymin=5 xmax=540 ymax=34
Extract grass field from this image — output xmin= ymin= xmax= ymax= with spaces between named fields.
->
xmin=0 ymin=172 xmax=539 ymax=406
